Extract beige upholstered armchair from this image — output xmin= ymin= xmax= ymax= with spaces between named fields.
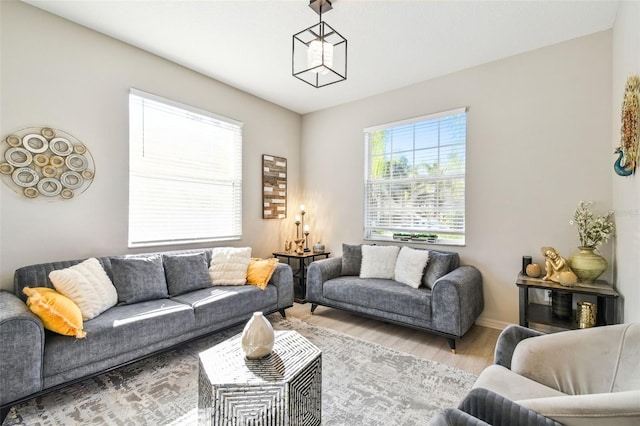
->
xmin=472 ymin=322 xmax=640 ymax=426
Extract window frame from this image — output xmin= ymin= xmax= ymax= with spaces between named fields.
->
xmin=363 ymin=107 xmax=467 ymax=246
xmin=128 ymin=88 xmax=243 ymax=248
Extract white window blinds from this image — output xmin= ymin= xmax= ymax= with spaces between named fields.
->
xmin=364 ymin=108 xmax=466 ymax=245
xmin=128 ymin=89 xmax=243 ymax=247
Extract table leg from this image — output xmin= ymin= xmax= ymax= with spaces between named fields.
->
xmin=291 ymin=258 xmax=306 ymax=303
xmin=598 ymin=296 xmax=615 ymax=325
xmin=519 ymin=287 xmax=529 ymax=327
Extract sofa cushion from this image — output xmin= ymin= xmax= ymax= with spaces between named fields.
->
xmin=42 ymin=299 xmax=194 ymax=377
xmin=394 ymin=246 xmax=430 ymax=288
xmin=172 ymin=285 xmax=278 ymax=329
xmin=246 ymin=258 xmax=279 ymax=290
xmin=49 ymin=257 xmax=118 ymax=320
xmin=323 ymin=277 xmax=431 ymax=321
xmin=516 ymin=390 xmax=640 ymax=426
xmin=341 ymin=244 xmax=362 ymax=276
xmin=473 ymin=364 xmax=566 ymax=402
xmin=209 ymin=247 xmax=252 ymax=285
xmin=163 ymin=252 xmax=211 ymax=296
xmin=360 ymin=245 xmax=400 ymax=279
xmin=23 ymin=287 xmax=86 ymax=338
xmin=110 ymin=254 xmax=169 ymax=304
xmin=422 ymin=250 xmax=460 ymax=288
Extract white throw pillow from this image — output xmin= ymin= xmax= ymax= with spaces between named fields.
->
xmin=394 ymin=247 xmax=430 ymax=288
xmin=209 ymin=247 xmax=252 ymax=285
xmin=360 ymin=245 xmax=400 ymax=279
xmin=49 ymin=257 xmax=118 ymax=320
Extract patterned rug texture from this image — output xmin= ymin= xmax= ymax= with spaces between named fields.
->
xmin=4 ymin=315 xmax=476 ymax=426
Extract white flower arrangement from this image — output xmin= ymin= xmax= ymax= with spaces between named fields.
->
xmin=569 ymin=201 xmax=615 ymax=249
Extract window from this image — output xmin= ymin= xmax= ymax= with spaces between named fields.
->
xmin=364 ymin=108 xmax=467 ymax=245
xmin=128 ymin=89 xmax=243 ymax=247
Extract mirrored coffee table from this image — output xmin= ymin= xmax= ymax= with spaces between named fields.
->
xmin=198 ymin=330 xmax=322 ymax=426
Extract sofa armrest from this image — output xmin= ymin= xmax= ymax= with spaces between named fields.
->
xmin=269 ymin=263 xmax=294 ymax=309
xmin=458 ymin=388 xmax=562 ymax=426
xmin=0 ymin=290 xmax=45 ymax=406
xmin=494 ymin=325 xmax=545 ymax=369
xmin=428 ymin=407 xmax=491 ymax=426
xmin=306 ymin=257 xmax=343 ymax=302
xmin=431 ymin=265 xmax=483 ymax=337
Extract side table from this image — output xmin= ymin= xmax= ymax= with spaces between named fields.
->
xmin=198 ymin=330 xmax=322 ymax=426
xmin=273 ymin=252 xmax=330 ymax=303
xmin=515 ymin=273 xmax=619 ymax=331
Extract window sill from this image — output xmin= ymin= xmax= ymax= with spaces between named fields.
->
xmin=364 ymin=236 xmax=465 ymax=247
xmin=128 ymin=236 xmax=241 ymax=249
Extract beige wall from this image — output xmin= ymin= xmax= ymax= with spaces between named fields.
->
xmin=302 ymin=31 xmax=613 ymax=328
xmin=1 ymin=1 xmax=626 ymax=327
xmin=0 ymin=1 xmax=301 ymax=291
xmin=612 ymin=1 xmax=640 ymax=323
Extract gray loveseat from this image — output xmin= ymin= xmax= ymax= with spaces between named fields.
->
xmin=306 ymin=244 xmax=483 ymax=352
xmin=0 ymin=247 xmax=294 ymax=421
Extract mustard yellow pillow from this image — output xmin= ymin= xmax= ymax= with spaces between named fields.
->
xmin=246 ymin=258 xmax=279 ymax=290
xmin=23 ymin=287 xmax=86 ymax=338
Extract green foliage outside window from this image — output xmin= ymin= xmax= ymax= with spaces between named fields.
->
xmin=364 ymin=110 xmax=466 ymax=245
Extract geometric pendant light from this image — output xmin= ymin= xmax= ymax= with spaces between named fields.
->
xmin=292 ymin=0 xmax=347 ymax=88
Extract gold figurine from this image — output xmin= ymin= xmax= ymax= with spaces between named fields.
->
xmin=541 ymin=246 xmax=577 ymax=286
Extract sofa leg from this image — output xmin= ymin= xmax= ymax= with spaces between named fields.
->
xmin=278 ymin=309 xmax=286 ymax=318
xmin=310 ymin=304 xmax=318 ymax=314
xmin=447 ymin=338 xmax=457 ymax=354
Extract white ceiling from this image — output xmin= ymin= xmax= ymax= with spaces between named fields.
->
xmin=23 ymin=0 xmax=619 ymax=114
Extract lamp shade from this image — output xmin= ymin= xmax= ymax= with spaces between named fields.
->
xmin=307 ymin=40 xmax=334 ymax=74
xmin=293 ymin=20 xmax=347 ymax=88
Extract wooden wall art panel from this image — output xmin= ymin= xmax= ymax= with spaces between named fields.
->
xmin=262 ymin=155 xmax=287 ymax=219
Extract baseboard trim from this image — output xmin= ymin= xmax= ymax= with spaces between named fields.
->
xmin=475 ymin=317 xmax=511 ymax=330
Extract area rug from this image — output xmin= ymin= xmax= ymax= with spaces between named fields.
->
xmin=3 ymin=316 xmax=476 ymax=425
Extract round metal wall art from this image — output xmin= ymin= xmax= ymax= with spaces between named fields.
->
xmin=0 ymin=127 xmax=95 ymax=200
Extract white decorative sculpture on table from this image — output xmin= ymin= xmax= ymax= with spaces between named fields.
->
xmin=241 ymin=312 xmax=274 ymax=359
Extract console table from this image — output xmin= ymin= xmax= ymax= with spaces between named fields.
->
xmin=516 ymin=273 xmax=619 ymax=331
xmin=273 ymin=252 xmax=330 ymax=303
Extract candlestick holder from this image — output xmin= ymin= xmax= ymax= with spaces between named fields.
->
xmin=304 ymin=231 xmax=310 ymax=252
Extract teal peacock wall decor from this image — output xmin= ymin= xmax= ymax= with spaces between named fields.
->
xmin=614 ymin=75 xmax=640 ymax=176
xmin=614 ymin=147 xmax=634 ymax=176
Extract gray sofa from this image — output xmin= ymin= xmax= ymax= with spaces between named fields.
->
xmin=306 ymin=244 xmax=483 ymax=352
xmin=0 ymin=247 xmax=294 ymax=421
